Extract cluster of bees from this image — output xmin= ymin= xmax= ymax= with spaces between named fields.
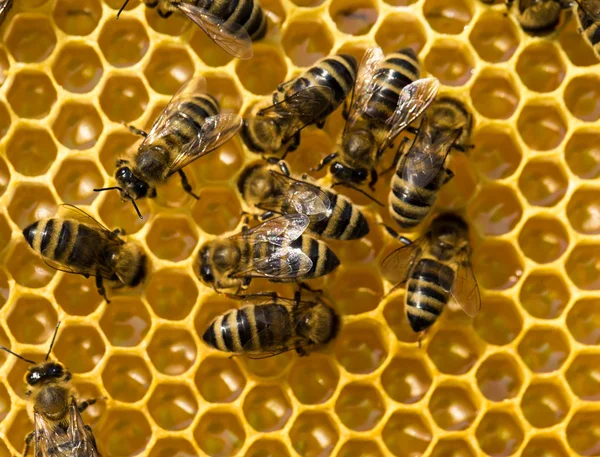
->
xmin=0 ymin=0 xmax=599 ymax=455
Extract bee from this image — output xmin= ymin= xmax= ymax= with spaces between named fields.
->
xmin=115 ymin=0 xmax=266 ymax=59
xmin=574 ymin=0 xmax=600 ymax=58
xmin=196 ymin=214 xmax=340 ymax=293
xmin=94 ymin=77 xmax=242 ymax=218
xmin=202 ymin=292 xmax=339 ymax=357
xmin=506 ymin=0 xmax=572 ymax=35
xmin=0 ymin=322 xmax=101 ymax=456
xmin=22 ymin=204 xmax=147 ymax=303
xmin=0 ymin=0 xmax=13 ymax=26
xmin=389 ymin=97 xmax=474 ymax=229
xmin=241 ymin=54 xmax=357 ymax=157
xmin=382 ymin=213 xmax=481 ymax=337
xmin=314 ymin=47 xmax=439 ymax=188
xmin=237 ymin=161 xmax=369 ymax=240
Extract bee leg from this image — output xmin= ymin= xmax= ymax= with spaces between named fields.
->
xmin=295 ymin=346 xmax=308 ymax=356
xmin=316 ymin=119 xmax=325 ymax=129
xmin=368 ymin=169 xmax=378 ymax=190
xmin=311 ymin=152 xmax=338 ymax=172
xmin=23 ymin=431 xmax=34 ymax=456
xmin=342 ymin=101 xmax=349 ymax=120
xmin=95 ymin=274 xmax=110 ymax=304
xmin=258 ymin=211 xmax=275 ymax=221
xmin=125 ymin=124 xmax=148 ymax=138
xmin=280 ymin=133 xmax=301 ymax=161
xmin=178 ymin=170 xmax=200 ymax=200
xmin=382 ymin=225 xmax=412 ymax=245
xmin=78 ymin=397 xmax=101 ymax=413
xmin=441 ymin=168 xmax=454 ymax=185
xmin=405 ymin=126 xmax=420 ymax=135
xmin=277 ymin=161 xmax=291 ymax=177
xmin=380 ymin=137 xmax=410 ymax=177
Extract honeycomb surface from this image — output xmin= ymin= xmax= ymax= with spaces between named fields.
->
xmin=0 ymin=0 xmax=599 ymax=456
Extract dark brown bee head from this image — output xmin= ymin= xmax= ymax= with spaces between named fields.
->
xmin=330 ymin=161 xmax=369 ymax=184
xmin=431 ymin=213 xmax=469 ymax=251
xmin=94 ymin=160 xmax=149 ymax=219
xmin=26 ymin=362 xmax=71 ymax=387
xmin=108 ymin=242 xmax=147 ymax=287
xmin=298 ymin=303 xmax=340 ymax=346
xmin=196 ymin=240 xmax=243 ymax=291
xmin=342 ymin=129 xmax=375 ymax=164
xmin=237 ymin=163 xmax=274 ymax=204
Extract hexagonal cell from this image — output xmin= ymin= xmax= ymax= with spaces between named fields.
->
xmin=72 ymin=381 xmax=106 ymax=426
xmin=518 ymin=216 xmax=569 ymax=264
xmin=382 ymin=294 xmax=418 ymax=344
xmin=96 ymin=408 xmax=152 ymax=457
xmin=567 ymin=188 xmax=600 ymax=235
xmin=374 ymin=13 xmax=427 ymax=54
xmin=427 ymin=329 xmax=481 ymax=375
xmin=522 ymin=437 xmax=570 ymax=457
xmin=194 ymin=411 xmax=245 ymax=457
xmin=5 ymin=15 xmax=56 ymax=62
xmin=192 ymin=187 xmax=242 ymax=235
xmin=472 ymin=239 xmax=523 ymax=290
xmin=53 ymin=0 xmax=102 ymax=35
xmin=189 ymin=27 xmax=234 ymax=68
xmin=236 ymin=48 xmax=287 ymax=96
xmin=567 ymin=298 xmax=600 ymax=345
xmin=516 ymin=42 xmax=566 ymax=92
xmin=329 ymin=0 xmax=378 ymax=35
xmin=424 ymin=40 xmax=474 ymax=87
xmin=338 ymin=440 xmax=383 ymax=457
xmin=6 ymin=241 xmax=55 ymax=289
xmin=241 ymin=350 xmax=293 ymax=378
xmin=476 ymin=411 xmax=524 ymax=457
xmin=335 ymin=383 xmax=385 ymax=431
xmin=102 ymin=354 xmax=152 ymax=403
xmin=521 ymin=380 xmax=570 ymax=428
xmin=53 ymin=158 xmax=103 ymax=206
xmin=7 ymin=71 xmax=57 ymax=119
xmin=289 ymin=412 xmax=339 ymax=457
xmin=245 ymin=439 xmax=290 ymax=457
xmin=383 ymin=412 xmax=432 ymax=457
xmin=329 ymin=268 xmax=382 ymax=315
xmin=52 ymin=102 xmax=103 ymax=150
xmin=429 ymin=383 xmax=478 ymax=431
xmin=195 ymin=356 xmax=246 ymax=403
xmin=471 ymin=69 xmax=520 ymax=119
xmin=566 ymin=243 xmax=600 ymax=290
xmin=147 ymin=215 xmax=198 ymax=262
xmin=430 ymin=438 xmax=476 ymax=457
xmin=6 ymin=408 xmax=33 ymax=453
xmin=204 ymin=75 xmax=243 ymax=115
xmin=99 ymin=75 xmax=149 ymax=123
xmin=144 ymin=45 xmax=194 ymax=95
xmin=469 ymin=11 xmax=519 ymax=63
xmin=518 ymin=159 xmax=568 ymax=207
xmin=286 ymin=355 xmax=338 ymax=405
xmin=518 ymin=102 xmax=567 ymax=151
xmin=243 ymin=384 xmax=292 ymax=432
xmin=6 ymin=126 xmax=56 ymax=176
xmin=436 ymin=151 xmax=478 ymax=210
xmin=54 ymin=325 xmax=105 ymax=373
xmin=146 ymin=269 xmax=198 ymax=320
xmin=381 ymin=355 xmax=431 ymax=404
xmin=7 ymin=181 xmax=56 ymax=227
xmin=518 ymin=327 xmax=570 ymax=373
xmin=7 ymin=295 xmax=58 ymax=344
xmin=0 ymin=382 xmax=11 ymax=423
xmin=471 ymin=126 xmax=522 ymax=179
xmin=52 ymin=43 xmax=103 ymax=93
xmin=565 ymin=129 xmax=600 ymax=179
xmin=468 ymin=183 xmax=522 ymax=236
xmin=99 ymin=297 xmax=151 ymax=347
xmin=567 ymin=410 xmax=600 ymax=456
xmin=566 ymin=353 xmax=600 ymax=400
xmin=149 ymin=438 xmax=197 ymax=457
xmin=335 ymin=320 xmax=388 ymax=374
xmin=98 ymin=189 xmax=150 ymax=235
xmin=145 ymin=6 xmax=192 ymax=36
xmin=147 ymin=326 xmax=196 ymax=375
xmin=474 ymin=295 xmax=523 ymax=346
xmin=147 ymin=382 xmax=197 ymax=431
xmin=282 ymin=19 xmax=334 ymax=67
xmin=564 ymin=75 xmax=600 ymax=122
xmin=423 ymin=0 xmax=473 ymax=34
xmin=98 ymin=18 xmax=150 ymax=67
xmin=520 ymin=271 xmax=570 ymax=319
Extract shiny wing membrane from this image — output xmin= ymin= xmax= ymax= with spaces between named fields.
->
xmin=234 ymin=214 xmax=310 ymax=244
xmin=0 ymin=0 xmax=13 ymax=24
xmin=381 ymin=236 xmax=426 ymax=286
xmin=57 ymin=204 xmax=120 ymax=241
xmin=450 ymin=248 xmax=481 ymax=317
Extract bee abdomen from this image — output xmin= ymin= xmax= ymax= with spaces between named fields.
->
xmin=389 ymin=176 xmax=437 ymax=229
xmin=304 ymin=54 xmax=357 ymax=105
xmin=294 ymin=236 xmax=340 ymax=278
xmin=23 ymin=219 xmax=76 ymax=262
xmin=310 ymin=192 xmax=369 ymax=240
xmin=200 ymin=0 xmax=266 ymax=40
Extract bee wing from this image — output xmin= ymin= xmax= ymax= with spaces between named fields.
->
xmin=234 ymin=214 xmax=310 ymax=245
xmin=34 ymin=410 xmax=54 ymax=457
xmin=381 ymin=236 xmax=426 ymax=286
xmin=0 ymin=0 xmax=13 ymax=24
xmin=176 ymin=2 xmax=253 ymax=59
xmin=450 ymin=248 xmax=481 ymax=317
xmin=57 ymin=204 xmax=119 ymax=241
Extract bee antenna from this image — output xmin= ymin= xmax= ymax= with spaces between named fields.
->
xmin=45 ymin=322 xmax=61 ymax=361
xmin=93 ymin=186 xmax=121 ymax=193
xmin=116 ymin=0 xmax=130 ymax=18
xmin=331 ymin=182 xmax=385 ymax=207
xmin=93 ymin=187 xmax=144 ymax=219
xmin=130 ymin=198 xmax=143 ymax=219
xmin=0 ymin=346 xmax=37 ymax=365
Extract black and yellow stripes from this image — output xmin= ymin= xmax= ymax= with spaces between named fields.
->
xmin=309 ymin=191 xmax=369 ymax=240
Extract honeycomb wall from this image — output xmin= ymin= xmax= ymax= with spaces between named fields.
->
xmin=0 ymin=0 xmax=599 ymax=456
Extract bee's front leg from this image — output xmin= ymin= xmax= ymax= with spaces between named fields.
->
xmin=178 ymin=170 xmax=200 ymax=200
xmin=23 ymin=431 xmax=34 ymax=456
xmin=95 ymin=273 xmax=110 ymax=304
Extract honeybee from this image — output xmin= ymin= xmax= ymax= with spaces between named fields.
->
xmin=94 ymin=77 xmax=242 ymax=218
xmin=389 ymin=97 xmax=474 ymax=228
xmin=574 ymin=0 xmax=600 ymax=58
xmin=382 ymin=213 xmax=481 ymax=337
xmin=0 ymin=0 xmax=13 ymax=26
xmin=196 ymin=214 xmax=340 ymax=293
xmin=238 ymin=161 xmax=369 ymax=240
xmin=314 ymin=47 xmax=439 ymax=188
xmin=202 ymin=292 xmax=339 ymax=357
xmin=22 ymin=204 xmax=147 ymax=303
xmin=506 ymin=0 xmax=572 ymax=35
xmin=116 ymin=0 xmax=266 ymax=59
xmin=0 ymin=322 xmax=101 ymax=456
xmin=241 ymin=54 xmax=357 ymax=157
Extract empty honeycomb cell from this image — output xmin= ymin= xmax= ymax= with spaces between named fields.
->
xmin=146 ymin=215 xmax=198 ymax=262
xmin=147 ymin=327 xmax=196 ymax=375
xmin=382 ymin=295 xmax=419 ymax=344
xmin=192 ymin=187 xmax=242 ymax=235
xmin=424 ymin=40 xmax=474 ymax=87
xmin=53 ymin=273 xmax=103 ymax=316
xmin=338 ymin=440 xmax=383 ymax=457
xmin=564 ymin=75 xmax=600 ymax=122
xmin=381 ymin=355 xmax=431 ymax=404
xmin=149 ymin=438 xmax=197 ymax=457
xmin=7 ymin=182 xmax=56 ymax=227
xmin=282 ymin=18 xmax=334 ymax=67
xmin=518 ymin=327 xmax=570 ymax=374
xmin=0 ymin=103 xmax=10 ymax=141
xmin=468 ymin=183 xmax=522 ymax=236
xmin=518 ymin=215 xmax=569 ymax=263
xmin=516 ymin=42 xmax=566 ymax=93
xmin=517 ymin=102 xmax=567 ymax=151
xmin=436 ymin=151 xmax=478 ymax=210
xmin=146 ymin=269 xmax=198 ymax=320
xmin=5 ymin=15 xmax=56 ymax=62
xmin=6 ymin=409 xmax=33 ymax=454
xmin=289 ymin=412 xmax=339 ymax=457
xmin=7 ymin=295 xmax=58 ymax=344
xmin=520 ymin=271 xmax=570 ymax=319
xmin=197 ymin=142 xmax=245 ymax=185
xmin=52 ymin=43 xmax=103 ymax=93
xmin=329 ymin=0 xmax=378 ymax=35
xmin=5 ymin=241 xmax=56 ymax=289
xmin=99 ymin=75 xmax=149 ymax=123
xmin=7 ymin=125 xmax=57 ymax=177
xmin=195 ymin=411 xmax=246 ymax=457
xmin=236 ymin=47 xmax=288 ymax=96
xmin=567 ymin=410 xmax=600 ymax=456
xmin=469 ymin=11 xmax=519 ymax=63
xmin=6 ymin=71 xmax=57 ymax=119
xmin=566 ymin=243 xmax=600 ymax=290
xmin=205 ymin=75 xmax=243 ymax=115
xmin=431 ymin=439 xmax=476 ymax=457
xmin=329 ymin=268 xmax=382 ymax=315
xmin=102 ymin=354 xmax=152 ymax=403
xmin=242 ymin=350 xmax=294 ymax=378
xmin=145 ymin=7 xmax=191 ymax=36
xmin=567 ymin=298 xmax=600 ymax=345
xmin=567 ymin=354 xmax=600 ymax=401
xmin=429 ymin=383 xmax=478 ymax=431
xmin=195 ymin=356 xmax=246 ymax=403
xmin=243 ymin=384 xmax=292 ymax=432
xmin=475 ymin=411 xmax=524 ymax=457
xmin=383 ymin=412 xmax=432 ymax=457
xmin=472 ymin=239 xmax=523 ymax=290
xmin=97 ymin=190 xmax=150 ymax=234
xmin=53 ymin=325 xmax=105 ymax=373
xmin=288 ymin=355 xmax=339 ymax=405
xmin=567 ymin=188 xmax=600 ymax=235
xmin=521 ymin=381 xmax=570 ymax=428
xmin=471 ymin=70 xmax=520 ymax=119
xmin=99 ymin=297 xmax=151 ymax=347
xmin=144 ymin=45 xmax=195 ymax=95
xmin=99 ymin=18 xmax=150 ymax=67
xmin=518 ymin=159 xmax=568 ymax=207
xmin=52 ymin=102 xmax=103 ymax=150
xmin=147 ymin=382 xmax=197 ymax=431
xmin=72 ymin=380 xmax=105 ymax=424
xmin=53 ymin=158 xmax=104 ymax=205
xmin=97 ymin=408 xmax=152 ymax=457
xmin=189 ymin=28 xmax=234 ymax=68
xmin=558 ymin=18 xmax=599 ymax=67
xmin=0 ymin=382 xmax=11 ymax=423
xmin=98 ymin=131 xmax=138 ymax=175
xmin=423 ymin=0 xmax=472 ymax=34
xmin=522 ymin=437 xmax=570 ymax=457
xmin=374 ymin=13 xmax=427 ymax=54
xmin=245 ymin=439 xmax=291 ymax=457
xmin=470 ymin=126 xmax=522 ymax=179
xmin=335 ymin=383 xmax=384 ymax=431
xmin=474 ymin=295 xmax=522 ymax=346
xmin=335 ymin=320 xmax=388 ymax=374
xmin=53 ymin=0 xmax=102 ymax=35
xmin=427 ymin=329 xmax=481 ymax=375
xmin=565 ymin=129 xmax=600 ymax=179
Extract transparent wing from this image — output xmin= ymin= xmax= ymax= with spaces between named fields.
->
xmin=450 ymin=248 xmax=481 ymax=317
xmin=381 ymin=237 xmax=426 ymax=286
xmin=233 ymin=214 xmax=310 ymax=245
xmin=0 ymin=0 xmax=13 ymax=24
xmin=230 ymin=245 xmax=313 ymax=278
xmin=57 ymin=204 xmax=118 ymax=240
xmin=176 ymin=2 xmax=253 ymax=59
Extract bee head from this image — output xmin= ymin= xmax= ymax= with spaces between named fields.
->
xmin=330 ymin=161 xmax=368 ymax=184
xmin=115 ymin=166 xmax=152 ymax=201
xmin=237 ymin=163 xmax=273 ymax=203
xmin=342 ymin=130 xmax=374 ymax=163
xmin=299 ymin=303 xmax=340 ymax=346
xmin=110 ymin=242 xmax=147 ymax=287
xmin=432 ymin=213 xmax=469 ymax=248
xmin=197 ymin=244 xmax=216 ymax=285
xmin=25 ymin=362 xmax=71 ymax=387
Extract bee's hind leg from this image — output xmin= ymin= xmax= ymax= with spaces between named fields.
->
xmin=125 ymin=124 xmax=148 ymax=138
xmin=178 ymin=170 xmax=200 ymax=200
xmin=95 ymin=274 xmax=110 ymax=304
xmin=382 ymin=224 xmax=412 ymax=245
xmin=23 ymin=431 xmax=34 ymax=456
xmin=78 ymin=397 xmax=103 ymax=413
xmin=379 ymin=137 xmax=410 ymax=177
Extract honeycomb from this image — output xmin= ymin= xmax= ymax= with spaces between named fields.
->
xmin=0 ymin=0 xmax=599 ymax=455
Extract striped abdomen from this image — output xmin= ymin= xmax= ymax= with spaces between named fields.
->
xmin=202 ymin=304 xmax=294 ymax=353
xmin=309 ymin=190 xmax=369 ymax=240
xmin=578 ymin=7 xmax=600 ymax=53
xmin=406 ymin=258 xmax=454 ymax=332
xmin=197 ymin=0 xmax=267 ymax=40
